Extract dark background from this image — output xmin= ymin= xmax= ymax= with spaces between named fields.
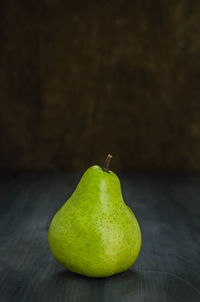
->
xmin=0 ymin=0 xmax=200 ymax=172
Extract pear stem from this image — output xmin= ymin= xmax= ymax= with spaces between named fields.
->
xmin=103 ymin=154 xmax=113 ymax=172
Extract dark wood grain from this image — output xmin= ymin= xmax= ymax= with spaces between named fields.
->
xmin=0 ymin=172 xmax=200 ymax=302
xmin=1 ymin=1 xmax=200 ymax=172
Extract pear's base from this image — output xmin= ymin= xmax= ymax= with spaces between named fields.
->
xmin=62 ymin=266 xmax=132 ymax=278
xmin=54 ymin=251 xmax=141 ymax=278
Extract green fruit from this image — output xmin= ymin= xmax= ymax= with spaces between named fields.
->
xmin=48 ymin=155 xmax=142 ymax=278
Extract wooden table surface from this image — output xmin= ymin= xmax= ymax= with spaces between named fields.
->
xmin=0 ymin=172 xmax=200 ymax=302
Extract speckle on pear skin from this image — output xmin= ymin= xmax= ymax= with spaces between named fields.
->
xmin=48 ymin=165 xmax=142 ymax=278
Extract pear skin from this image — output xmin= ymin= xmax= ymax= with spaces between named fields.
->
xmin=48 ymin=159 xmax=142 ymax=278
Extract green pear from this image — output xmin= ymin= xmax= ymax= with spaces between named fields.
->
xmin=48 ymin=155 xmax=142 ymax=278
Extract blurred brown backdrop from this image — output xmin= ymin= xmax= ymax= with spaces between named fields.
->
xmin=0 ymin=0 xmax=200 ymax=172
